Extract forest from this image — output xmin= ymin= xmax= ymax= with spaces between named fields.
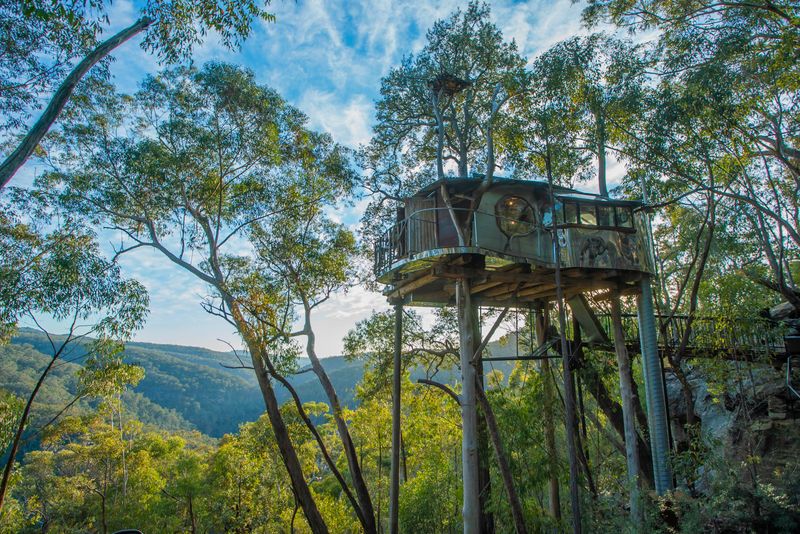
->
xmin=1 ymin=0 xmax=799 ymax=533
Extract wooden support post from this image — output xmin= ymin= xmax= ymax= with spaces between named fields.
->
xmin=389 ymin=302 xmax=403 ymax=534
xmin=457 ymin=279 xmax=481 ymax=534
xmin=534 ymin=304 xmax=562 ymax=521
xmin=475 ymin=311 xmax=495 ymax=534
xmin=610 ymin=292 xmax=643 ymax=528
xmin=553 ymin=233 xmax=583 ymax=534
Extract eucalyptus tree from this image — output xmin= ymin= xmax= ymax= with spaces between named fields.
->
xmin=365 ymin=5 xmax=532 ymax=531
xmin=344 ymin=306 xmax=531 ymax=534
xmin=365 ymin=1 xmax=530 ymax=243
xmin=636 ymin=77 xmax=798 ymax=311
xmin=0 ymin=0 xmax=276 ymax=188
xmin=531 ymin=36 xmax=653 ymax=522
xmin=535 ymin=35 xmax=646 ymax=196
xmin=249 ymin=170 xmax=383 ymax=533
xmin=583 ymin=0 xmax=800 ymax=310
xmin=513 ymin=56 xmax=592 ymax=532
xmin=42 ymin=62 xmax=358 ymax=533
xmin=344 ymin=307 xmax=461 ymax=398
xmin=0 ymin=212 xmax=148 ymax=512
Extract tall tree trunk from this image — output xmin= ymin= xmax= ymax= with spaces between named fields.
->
xmin=268 ymin=366 xmax=366 ymax=528
xmin=0 ymin=17 xmax=153 ymax=189
xmin=390 ymin=302 xmax=403 ymax=534
xmin=578 ymin=356 xmax=654 ymax=489
xmin=250 ymin=350 xmax=328 ymax=533
xmin=302 ymin=306 xmax=377 ymax=533
xmin=534 ymin=306 xmax=562 ymax=520
xmin=570 ymin=318 xmax=598 ymax=498
xmin=474 ymin=386 xmax=528 ymax=534
xmin=226 ymin=298 xmax=328 ymax=534
xmin=610 ymin=293 xmax=643 ymax=527
xmin=100 ymin=491 xmax=108 ymax=534
xmin=0 ymin=349 xmax=61 ymax=511
xmin=546 ymin=149 xmax=582 ymax=534
xmin=596 ymin=108 xmax=608 ymax=198
xmin=188 ymin=494 xmax=197 ymax=534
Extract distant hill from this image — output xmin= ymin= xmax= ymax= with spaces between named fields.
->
xmin=2 ymin=328 xmax=516 ymax=438
xmin=2 ymin=329 xmax=366 ymax=437
xmin=0 ymin=338 xmax=197 ymax=441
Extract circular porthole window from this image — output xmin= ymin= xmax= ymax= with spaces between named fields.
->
xmin=495 ymin=196 xmax=536 ymax=237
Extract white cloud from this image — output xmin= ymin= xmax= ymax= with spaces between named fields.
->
xmin=298 ymin=90 xmax=373 ymax=147
xmin=311 ymin=284 xmax=389 ymax=356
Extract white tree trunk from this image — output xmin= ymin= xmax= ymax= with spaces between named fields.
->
xmin=457 ymin=279 xmax=480 ymax=534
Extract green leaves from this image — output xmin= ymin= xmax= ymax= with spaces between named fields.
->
xmin=77 ymin=345 xmax=145 ymax=400
xmin=0 ymin=193 xmax=148 ymax=346
xmin=140 ymin=0 xmax=275 ymax=64
xmin=2 ymin=0 xmax=274 ymax=150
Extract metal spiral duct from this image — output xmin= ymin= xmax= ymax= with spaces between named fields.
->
xmin=637 ymin=276 xmax=674 ymax=494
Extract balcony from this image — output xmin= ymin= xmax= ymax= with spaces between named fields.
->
xmin=374 ymin=207 xmax=553 ymax=281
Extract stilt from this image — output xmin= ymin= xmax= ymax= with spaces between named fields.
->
xmin=610 ymin=292 xmax=643 ymax=525
xmin=552 ymin=245 xmax=582 ymax=533
xmin=475 ymin=310 xmax=495 ymax=534
xmin=457 ymin=279 xmax=481 ymax=534
xmin=534 ymin=304 xmax=562 ymax=521
xmin=389 ymin=302 xmax=403 ymax=534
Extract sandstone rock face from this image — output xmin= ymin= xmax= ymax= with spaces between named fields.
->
xmin=665 ymin=362 xmax=800 ymax=484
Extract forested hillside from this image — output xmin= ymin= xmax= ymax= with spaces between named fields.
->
xmin=2 ymin=329 xmax=368 ymax=437
xmin=2 ymin=328 xmax=515 ymax=439
xmin=0 ymin=335 xmax=195 ymax=434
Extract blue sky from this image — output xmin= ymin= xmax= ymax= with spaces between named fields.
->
xmin=18 ymin=0 xmax=626 ymax=356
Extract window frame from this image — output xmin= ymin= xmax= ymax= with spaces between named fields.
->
xmin=551 ymin=199 xmax=637 ymax=232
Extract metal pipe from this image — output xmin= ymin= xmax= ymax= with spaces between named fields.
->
xmin=389 ymin=302 xmax=403 ymax=534
xmin=637 ymin=276 xmax=673 ymax=494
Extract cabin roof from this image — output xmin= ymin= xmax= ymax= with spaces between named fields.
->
xmin=412 ymin=176 xmax=643 ymax=206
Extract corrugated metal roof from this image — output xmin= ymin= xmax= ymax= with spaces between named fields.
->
xmin=412 ymin=176 xmax=643 ymax=206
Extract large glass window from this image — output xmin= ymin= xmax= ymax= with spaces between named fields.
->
xmin=615 ymin=206 xmax=634 ymax=228
xmin=580 ymin=204 xmax=597 ymax=225
xmin=564 ymin=202 xmax=578 ymax=224
xmin=495 ymin=196 xmax=536 ymax=236
xmin=556 ymin=199 xmax=636 ymax=229
xmin=597 ymin=205 xmax=613 ymax=226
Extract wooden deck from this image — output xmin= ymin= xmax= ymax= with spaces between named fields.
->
xmin=384 ymin=254 xmax=792 ymax=364
xmin=384 ymin=253 xmax=644 ymax=307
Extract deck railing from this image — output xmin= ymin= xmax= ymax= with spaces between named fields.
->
xmin=374 ymin=207 xmax=545 ymax=276
xmin=591 ymin=313 xmax=788 ymax=358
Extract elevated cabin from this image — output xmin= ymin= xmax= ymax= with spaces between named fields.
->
xmin=374 ymin=178 xmax=654 ymax=307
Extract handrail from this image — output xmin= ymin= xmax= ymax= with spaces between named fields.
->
xmin=590 ymin=312 xmax=788 ymax=355
xmin=374 ymin=206 xmax=548 ymax=276
xmin=788 ymin=355 xmax=800 ymax=400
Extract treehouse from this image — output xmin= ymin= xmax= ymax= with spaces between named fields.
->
xmin=376 ymin=177 xmax=676 ymax=531
xmin=374 ymin=177 xmax=655 ymax=308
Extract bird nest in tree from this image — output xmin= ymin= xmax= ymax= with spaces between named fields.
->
xmin=429 ymin=73 xmax=472 ymax=95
